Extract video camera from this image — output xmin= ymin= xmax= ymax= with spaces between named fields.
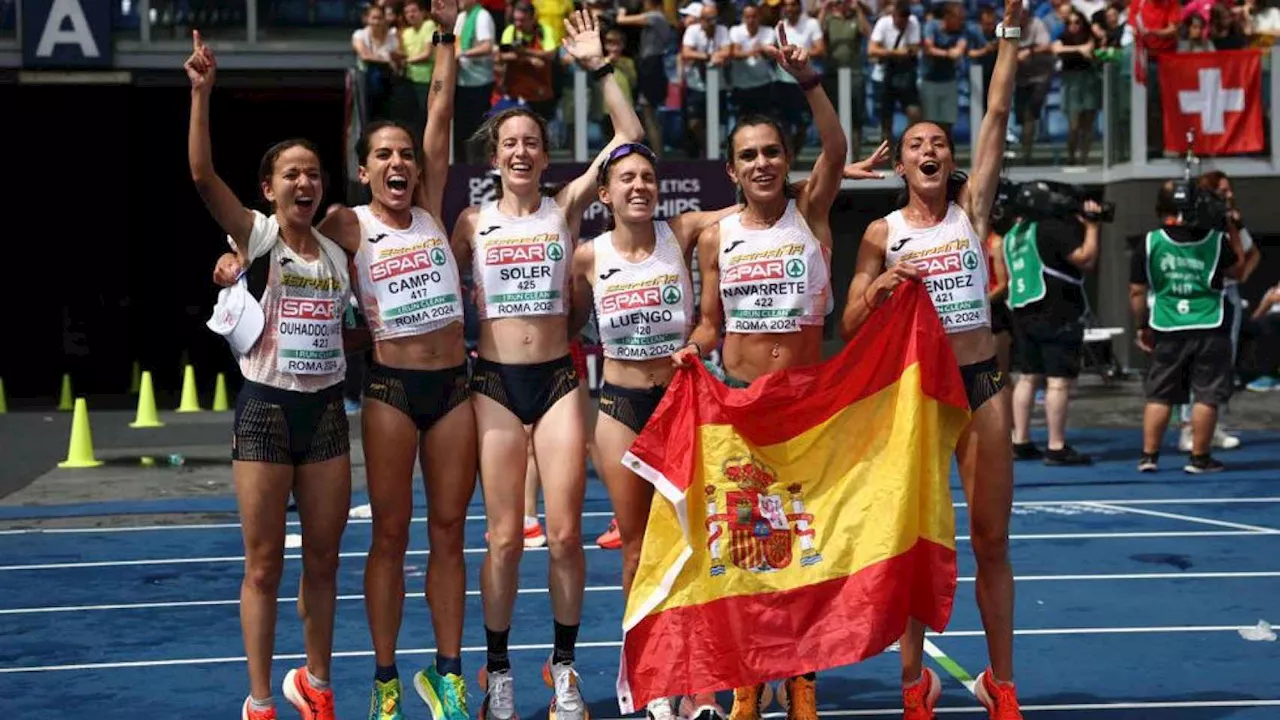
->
xmin=993 ymin=177 xmax=1115 ymax=224
xmin=1169 ymin=129 xmax=1230 ymax=232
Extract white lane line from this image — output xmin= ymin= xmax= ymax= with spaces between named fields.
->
xmin=4 ymin=497 xmax=1278 ymax=535
xmin=2 ymin=528 xmax=1272 ymax=573
xmin=1082 ymin=501 xmax=1280 ymax=534
xmin=0 ymin=623 xmax=1267 ymax=674
xmin=748 ymin=700 xmax=1280 ymax=717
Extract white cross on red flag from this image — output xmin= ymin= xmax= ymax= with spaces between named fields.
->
xmin=1159 ymin=50 xmax=1264 ymax=156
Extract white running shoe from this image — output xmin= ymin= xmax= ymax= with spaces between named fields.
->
xmin=546 ymin=660 xmax=587 ymax=720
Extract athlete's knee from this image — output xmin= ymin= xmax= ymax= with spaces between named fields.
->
xmin=243 ymin=554 xmax=285 ymax=595
xmin=487 ymin=526 xmax=525 ymax=565
xmin=969 ymin=519 xmax=1010 ymax=565
xmin=1045 ymin=376 xmax=1072 ymax=391
xmin=427 ymin=511 xmax=466 ymax=555
xmin=370 ymin=514 xmax=413 ymax=558
xmin=302 ymin=544 xmax=342 ymax=584
xmin=546 ymin=521 xmax=583 ymax=560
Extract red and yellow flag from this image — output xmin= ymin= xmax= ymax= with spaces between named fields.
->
xmin=616 ymin=282 xmax=969 ymax=713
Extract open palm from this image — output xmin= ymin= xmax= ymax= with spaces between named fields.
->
xmin=562 ymin=9 xmax=603 ymax=67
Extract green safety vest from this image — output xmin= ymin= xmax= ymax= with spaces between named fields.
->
xmin=1002 ymin=220 xmax=1084 ymax=310
xmin=1145 ymin=229 xmax=1225 ymax=331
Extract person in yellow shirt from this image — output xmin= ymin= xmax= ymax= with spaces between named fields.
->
xmin=399 ymin=0 xmax=438 ymax=134
xmin=531 ymin=0 xmax=571 ymax=47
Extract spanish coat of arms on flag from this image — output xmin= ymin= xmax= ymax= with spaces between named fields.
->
xmin=616 ymin=282 xmax=970 ymax=713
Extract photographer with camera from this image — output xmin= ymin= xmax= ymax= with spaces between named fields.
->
xmin=998 ymin=182 xmax=1103 ymax=466
xmin=1129 ymin=178 xmax=1245 ymax=474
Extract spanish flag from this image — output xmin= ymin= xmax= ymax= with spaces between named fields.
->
xmin=616 ymin=282 xmax=969 ymax=713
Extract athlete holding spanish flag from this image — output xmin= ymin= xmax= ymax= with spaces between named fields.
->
xmin=839 ymin=1 xmax=1029 ymax=717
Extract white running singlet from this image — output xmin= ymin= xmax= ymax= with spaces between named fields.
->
xmin=718 ymin=201 xmax=829 ymax=334
xmin=592 ymin=221 xmax=694 ymax=360
xmin=471 ymin=197 xmax=573 ymax=320
xmin=883 ymin=203 xmax=990 ymax=334
xmin=352 ymin=205 xmax=463 ymax=342
xmin=237 ymin=210 xmax=350 ymax=391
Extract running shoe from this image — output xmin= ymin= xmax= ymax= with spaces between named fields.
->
xmin=544 ymin=659 xmax=588 ymax=720
xmin=369 ymin=676 xmax=405 ymax=720
xmin=596 ymin=517 xmax=622 ymax=550
xmin=974 ymin=669 xmax=1024 ymax=720
xmin=1246 ymin=375 xmax=1276 ymax=392
xmin=242 ymin=697 xmax=279 ymax=720
xmin=1137 ymin=452 xmax=1159 ymax=472
xmin=477 ymin=668 xmax=517 ymax=720
xmin=414 ymin=665 xmax=469 ymax=720
xmin=1011 ymin=442 xmax=1042 ymax=461
xmin=901 ymin=668 xmax=941 ymax=720
xmin=646 ymin=697 xmax=677 ymax=720
xmin=283 ymin=667 xmax=337 ymax=720
xmin=780 ymin=675 xmax=817 ymax=720
xmin=727 ymin=683 xmax=771 ymax=720
xmin=1184 ymin=454 xmax=1226 ymax=474
xmin=1179 ymin=425 xmax=1241 ymax=451
xmin=1043 ymin=445 xmax=1092 ymax=466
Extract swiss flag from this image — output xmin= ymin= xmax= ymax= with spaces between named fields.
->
xmin=1160 ymin=50 xmax=1264 ymax=156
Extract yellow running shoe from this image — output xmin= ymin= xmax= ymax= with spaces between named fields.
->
xmin=780 ymin=675 xmax=817 ymax=720
xmin=727 ymin=683 xmax=772 ymax=720
xmin=368 ymin=676 xmax=405 ymax=720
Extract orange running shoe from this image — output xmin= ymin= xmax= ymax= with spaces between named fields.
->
xmin=596 ymin=518 xmax=621 ymax=550
xmin=781 ymin=675 xmax=817 ymax=720
xmin=901 ymin=668 xmax=941 ymax=720
xmin=242 ymin=697 xmax=279 ymax=720
xmin=974 ymin=669 xmax=1024 ymax=720
xmin=283 ymin=667 xmax=337 ymax=720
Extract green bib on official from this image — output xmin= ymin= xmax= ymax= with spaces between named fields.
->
xmin=1145 ymin=228 xmax=1225 ymax=331
xmin=1003 ymin=220 xmax=1046 ymax=309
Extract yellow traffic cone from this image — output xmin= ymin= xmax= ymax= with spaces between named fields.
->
xmin=212 ymin=373 xmax=230 ymax=412
xmin=176 ymin=365 xmax=202 ymax=412
xmin=130 ymin=361 xmax=141 ymax=394
xmin=129 ymin=371 xmax=165 ymax=428
xmin=58 ymin=398 xmax=104 ymax=469
xmin=58 ymin=374 xmax=73 ymax=411
xmin=0 ymin=377 xmax=7 ymax=413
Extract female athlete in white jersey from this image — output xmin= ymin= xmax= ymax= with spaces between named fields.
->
xmin=566 ymin=142 xmax=739 ymax=720
xmin=838 ymin=2 xmax=1027 ymax=718
xmin=449 ymin=10 xmax=643 ymax=720
xmin=187 ymin=33 xmax=351 ymax=720
xmin=212 ymin=4 xmax=474 ymax=718
xmin=669 ymin=23 xmax=852 ymax=720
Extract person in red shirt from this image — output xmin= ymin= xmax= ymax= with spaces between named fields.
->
xmin=1131 ymin=0 xmax=1181 ymax=155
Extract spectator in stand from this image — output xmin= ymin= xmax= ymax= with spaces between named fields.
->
xmin=615 ymin=0 xmax=675 ymax=156
xmin=1054 ymin=9 xmax=1100 ymax=165
xmin=921 ymin=2 xmax=967 ymax=137
xmin=967 ymin=3 xmax=999 ymax=106
xmin=681 ymin=2 xmax=731 ymax=158
xmin=1093 ymin=3 xmax=1130 ymax=48
xmin=1178 ymin=12 xmax=1215 ymax=51
xmin=399 ymin=0 xmax=437 ymax=135
xmin=454 ymin=0 xmax=497 ymax=162
xmin=820 ymin=0 xmax=872 ymax=155
xmin=775 ymin=0 xmax=826 ymax=151
xmin=353 ymin=3 xmax=403 ymax=123
xmin=595 ymin=27 xmax=639 ymax=138
xmin=1209 ymin=3 xmax=1248 ymax=49
xmin=1013 ymin=11 xmax=1053 ymax=163
xmin=497 ymin=2 xmax=558 ymax=121
xmin=729 ymin=4 xmax=779 ymax=117
xmin=868 ymin=2 xmax=921 ymax=143
xmin=1131 ymin=0 xmax=1180 ymax=155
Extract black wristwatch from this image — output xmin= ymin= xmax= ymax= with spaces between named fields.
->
xmin=433 ymin=31 xmax=456 ymax=45
xmin=591 ymin=63 xmax=615 ymax=80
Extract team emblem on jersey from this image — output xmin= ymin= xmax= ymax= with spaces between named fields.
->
xmin=704 ymin=456 xmax=822 ymax=577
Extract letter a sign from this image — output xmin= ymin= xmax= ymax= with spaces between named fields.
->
xmin=22 ymin=0 xmax=113 ymax=69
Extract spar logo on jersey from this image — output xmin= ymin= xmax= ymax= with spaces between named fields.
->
xmin=370 ymin=250 xmax=444 ymax=281
xmin=914 ymin=252 xmax=973 ymax=277
xmin=281 ymin=298 xmax=337 ymax=320
xmin=722 ymin=258 xmax=806 ymax=284
xmin=600 ymin=284 xmax=683 ymax=314
xmin=484 ymin=233 xmax=562 ymax=265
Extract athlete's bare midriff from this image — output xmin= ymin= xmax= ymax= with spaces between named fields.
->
xmin=478 ymin=315 xmax=571 ymax=364
xmin=372 ymin=322 xmax=467 ymax=370
xmin=948 ymin=325 xmax=998 ymax=367
xmin=602 ymin=356 xmax=676 ymax=389
xmin=722 ymin=327 xmax=824 ymax=383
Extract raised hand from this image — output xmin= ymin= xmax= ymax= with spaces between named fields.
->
xmin=763 ymin=22 xmax=816 ymax=82
xmin=843 ymin=140 xmax=891 ymax=180
xmin=432 ymin=0 xmax=458 ymax=34
xmin=562 ymin=9 xmax=605 ymax=71
xmin=184 ymin=30 xmax=216 ymax=92
xmin=1003 ymin=0 xmax=1028 ymax=30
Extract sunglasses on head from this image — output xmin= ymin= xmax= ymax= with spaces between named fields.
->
xmin=598 ymin=142 xmax=658 ymax=183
